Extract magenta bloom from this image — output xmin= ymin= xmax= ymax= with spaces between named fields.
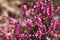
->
xmin=25 ymin=19 xmax=32 ymax=26
xmin=56 ymin=6 xmax=60 ymax=12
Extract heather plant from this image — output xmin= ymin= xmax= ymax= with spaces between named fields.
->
xmin=0 ymin=0 xmax=60 ymax=40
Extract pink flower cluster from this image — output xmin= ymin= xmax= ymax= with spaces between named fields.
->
xmin=0 ymin=0 xmax=60 ymax=40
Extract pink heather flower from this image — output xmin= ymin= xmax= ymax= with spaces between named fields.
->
xmin=21 ymin=5 xmax=27 ymax=12
xmin=56 ymin=6 xmax=60 ymax=12
xmin=1 ymin=26 xmax=13 ymax=40
xmin=25 ymin=10 xmax=31 ymax=18
xmin=21 ymin=5 xmax=32 ymax=18
xmin=21 ymin=5 xmax=28 ymax=17
xmin=8 ymin=18 xmax=17 ymax=25
xmin=48 ymin=19 xmax=60 ymax=36
xmin=25 ymin=19 xmax=32 ymax=26
xmin=2 ymin=16 xmax=17 ymax=25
